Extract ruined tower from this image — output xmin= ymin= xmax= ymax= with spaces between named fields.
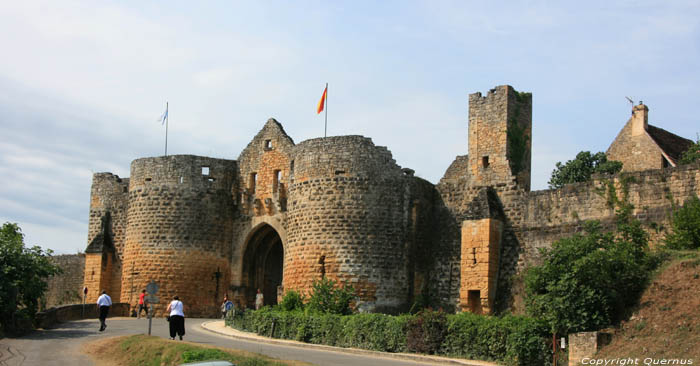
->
xmin=468 ymin=85 xmax=532 ymax=191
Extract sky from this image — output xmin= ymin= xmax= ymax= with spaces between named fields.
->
xmin=1 ymin=1 xmax=699 ymax=254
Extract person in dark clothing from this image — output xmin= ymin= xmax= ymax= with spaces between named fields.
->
xmin=165 ymin=295 xmax=185 ymax=340
xmin=96 ymin=290 xmax=112 ymax=331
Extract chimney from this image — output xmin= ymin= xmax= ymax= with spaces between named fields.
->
xmin=631 ymin=102 xmax=649 ymax=136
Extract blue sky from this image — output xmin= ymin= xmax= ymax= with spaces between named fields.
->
xmin=1 ymin=1 xmax=698 ymax=254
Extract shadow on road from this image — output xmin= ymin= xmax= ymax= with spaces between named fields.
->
xmin=9 ymin=320 xmax=98 ymax=340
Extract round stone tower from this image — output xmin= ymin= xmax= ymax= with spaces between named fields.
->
xmin=120 ymin=155 xmax=237 ymax=317
xmin=285 ymin=136 xmax=412 ymax=312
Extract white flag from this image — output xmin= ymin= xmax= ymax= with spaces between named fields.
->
xmin=157 ymin=106 xmax=168 ymax=125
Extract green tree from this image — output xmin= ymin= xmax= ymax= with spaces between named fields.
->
xmin=679 ymin=138 xmax=700 ymax=165
xmin=548 ymin=151 xmax=622 ymax=189
xmin=524 ymin=213 xmax=652 ymax=334
xmin=0 ymin=222 xmax=61 ymax=333
xmin=665 ymin=195 xmax=700 ymax=250
xmin=306 ymin=277 xmax=355 ymax=315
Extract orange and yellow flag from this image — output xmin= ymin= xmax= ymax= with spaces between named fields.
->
xmin=317 ymin=85 xmax=327 ymax=114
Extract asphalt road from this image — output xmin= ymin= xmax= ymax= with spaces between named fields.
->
xmin=0 ymin=317 xmax=454 ymax=366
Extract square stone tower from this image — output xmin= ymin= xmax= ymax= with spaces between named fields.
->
xmin=468 ymin=85 xmax=532 ymax=191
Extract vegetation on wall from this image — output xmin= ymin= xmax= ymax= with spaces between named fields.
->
xmin=0 ymin=222 xmax=61 ymax=334
xmin=507 ymin=106 xmax=530 ymax=175
xmin=524 ymin=201 xmax=654 ymax=334
xmin=679 ymin=138 xmax=700 ymax=165
xmin=548 ymin=151 xmax=623 ymax=189
xmin=665 ymin=195 xmax=700 ymax=250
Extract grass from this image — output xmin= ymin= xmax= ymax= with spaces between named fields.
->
xmin=86 ymin=334 xmax=310 ymax=366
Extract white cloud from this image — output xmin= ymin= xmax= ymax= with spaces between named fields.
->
xmin=0 ymin=0 xmax=699 ymax=254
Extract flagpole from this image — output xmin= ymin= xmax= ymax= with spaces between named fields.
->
xmin=324 ymin=83 xmax=328 ymax=138
xmin=165 ymin=102 xmax=168 ymax=156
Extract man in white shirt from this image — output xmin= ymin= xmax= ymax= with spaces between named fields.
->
xmin=96 ymin=290 xmax=112 ymax=331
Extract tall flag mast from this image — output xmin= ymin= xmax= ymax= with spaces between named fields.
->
xmin=317 ymin=83 xmax=328 ymax=137
xmin=158 ymin=102 xmax=169 ymax=156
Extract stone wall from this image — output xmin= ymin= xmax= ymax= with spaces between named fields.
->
xmin=85 ymin=173 xmax=129 ymax=302
xmin=497 ymin=162 xmax=700 ymax=313
xmin=87 ymin=173 xmax=129 ymax=259
xmin=36 ymin=303 xmax=130 ymax=329
xmin=120 ymin=155 xmax=238 ymax=317
xmin=44 ymin=254 xmax=85 ymax=308
xmin=285 ymin=136 xmax=420 ymax=312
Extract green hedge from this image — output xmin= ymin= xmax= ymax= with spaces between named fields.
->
xmin=228 ymin=309 xmax=549 ymax=366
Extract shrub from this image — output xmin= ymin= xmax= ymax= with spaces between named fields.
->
xmin=279 ymin=290 xmax=305 ymax=312
xmin=406 ymin=310 xmax=447 ymax=355
xmin=341 ymin=313 xmax=409 ymax=352
xmin=441 ymin=313 xmax=550 ymax=366
xmin=306 ymin=277 xmax=355 ymax=315
xmin=665 ymin=195 xmax=700 ymax=250
xmin=228 ymin=308 xmax=548 ymax=365
xmin=524 ymin=218 xmax=653 ymax=334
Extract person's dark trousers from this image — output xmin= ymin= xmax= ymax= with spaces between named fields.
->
xmin=99 ymin=306 xmax=110 ymax=331
xmin=138 ymin=304 xmax=148 ymax=318
xmin=169 ymin=315 xmax=185 ymax=339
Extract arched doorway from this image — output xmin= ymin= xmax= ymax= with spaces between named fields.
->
xmin=241 ymin=224 xmax=283 ymax=307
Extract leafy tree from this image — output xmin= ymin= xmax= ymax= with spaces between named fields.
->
xmin=548 ymin=151 xmax=622 ymax=189
xmin=306 ymin=277 xmax=355 ymax=315
xmin=0 ymin=222 xmax=61 ymax=333
xmin=679 ymin=138 xmax=700 ymax=165
xmin=524 ymin=212 xmax=652 ymax=334
xmin=665 ymin=195 xmax=700 ymax=250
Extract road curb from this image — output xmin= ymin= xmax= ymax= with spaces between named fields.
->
xmin=199 ymin=321 xmax=500 ymax=366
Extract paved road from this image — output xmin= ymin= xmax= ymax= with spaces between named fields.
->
xmin=0 ymin=317 xmax=456 ymax=366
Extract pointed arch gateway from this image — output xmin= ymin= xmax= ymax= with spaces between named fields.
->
xmin=241 ymin=224 xmax=284 ymax=307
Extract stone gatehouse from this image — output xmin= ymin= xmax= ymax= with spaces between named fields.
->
xmin=78 ymin=85 xmax=699 ymax=317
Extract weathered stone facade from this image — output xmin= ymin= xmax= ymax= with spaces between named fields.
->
xmin=77 ymin=85 xmax=698 ymax=317
xmin=608 ymin=103 xmax=693 ymax=172
xmin=44 ymin=254 xmax=85 ymax=308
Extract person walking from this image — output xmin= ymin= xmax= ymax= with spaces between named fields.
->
xmin=255 ymin=288 xmax=264 ymax=310
xmin=221 ymin=295 xmax=234 ymax=319
xmin=137 ymin=289 xmax=148 ymax=319
xmin=166 ymin=295 xmax=185 ymax=340
xmin=96 ymin=290 xmax=112 ymax=331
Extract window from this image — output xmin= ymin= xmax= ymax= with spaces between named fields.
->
xmin=290 ymin=160 xmax=295 ymax=172
xmin=482 ymin=156 xmax=489 ymax=168
xmin=273 ymin=170 xmax=281 ymax=192
xmin=249 ymin=172 xmax=257 ymax=193
xmin=202 ymin=166 xmax=210 ymax=175
xmin=264 ymin=139 xmax=272 ymax=149
xmin=179 ymin=176 xmax=184 ymax=184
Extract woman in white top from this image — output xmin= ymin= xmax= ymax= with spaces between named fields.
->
xmin=165 ymin=295 xmax=185 ymax=340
